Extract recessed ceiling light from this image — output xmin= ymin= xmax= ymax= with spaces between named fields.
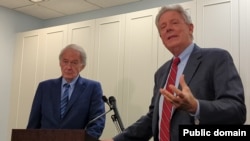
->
xmin=29 ymin=0 xmax=45 ymax=3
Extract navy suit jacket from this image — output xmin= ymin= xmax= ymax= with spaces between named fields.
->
xmin=27 ymin=76 xmax=105 ymax=139
xmin=113 ymin=44 xmax=246 ymax=141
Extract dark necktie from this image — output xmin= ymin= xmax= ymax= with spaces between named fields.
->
xmin=160 ymin=57 xmax=180 ymax=141
xmin=61 ymin=83 xmax=70 ymax=119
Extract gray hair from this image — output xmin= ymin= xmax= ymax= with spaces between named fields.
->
xmin=59 ymin=44 xmax=87 ymax=66
xmin=155 ymin=4 xmax=193 ymax=30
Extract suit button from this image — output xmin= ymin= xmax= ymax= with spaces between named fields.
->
xmin=194 ymin=118 xmax=200 ymax=125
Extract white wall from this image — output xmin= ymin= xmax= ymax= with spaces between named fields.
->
xmin=43 ymin=0 xmax=190 ymax=27
xmin=0 ymin=6 xmax=42 ymax=141
xmin=4 ymin=0 xmax=250 ymax=140
xmin=0 ymin=1 xmax=190 ymax=141
xmin=239 ymin=0 xmax=250 ymax=124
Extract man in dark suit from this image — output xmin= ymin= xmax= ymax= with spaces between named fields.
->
xmin=102 ymin=4 xmax=246 ymax=141
xmin=27 ymin=44 xmax=105 ymax=139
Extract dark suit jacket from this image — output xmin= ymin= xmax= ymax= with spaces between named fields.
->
xmin=27 ymin=76 xmax=105 ymax=139
xmin=113 ymin=44 xmax=246 ymax=141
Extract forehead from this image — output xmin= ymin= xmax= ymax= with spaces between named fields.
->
xmin=159 ymin=10 xmax=183 ymax=22
xmin=61 ymin=48 xmax=81 ymax=60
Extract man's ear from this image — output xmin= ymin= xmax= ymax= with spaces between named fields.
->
xmin=189 ymin=23 xmax=194 ymax=33
xmin=80 ymin=64 xmax=85 ymax=71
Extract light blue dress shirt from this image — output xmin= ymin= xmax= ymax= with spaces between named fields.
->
xmin=61 ymin=75 xmax=79 ymax=100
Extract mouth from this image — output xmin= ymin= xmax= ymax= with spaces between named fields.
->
xmin=64 ymin=72 xmax=73 ymax=75
xmin=167 ymin=35 xmax=178 ymax=40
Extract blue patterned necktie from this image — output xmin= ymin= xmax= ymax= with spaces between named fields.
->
xmin=61 ymin=83 xmax=70 ymax=119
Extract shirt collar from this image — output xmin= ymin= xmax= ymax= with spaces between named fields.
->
xmin=176 ymin=42 xmax=194 ymax=62
xmin=62 ymin=75 xmax=79 ymax=87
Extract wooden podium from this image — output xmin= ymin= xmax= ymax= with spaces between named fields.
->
xmin=11 ymin=129 xmax=99 ymax=141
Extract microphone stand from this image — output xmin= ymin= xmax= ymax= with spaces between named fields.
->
xmin=85 ymin=109 xmax=112 ymax=130
xmin=111 ymin=114 xmax=124 ymax=133
xmin=103 ymin=95 xmax=125 ymax=133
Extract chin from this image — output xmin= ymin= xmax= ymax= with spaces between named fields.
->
xmin=64 ymin=74 xmax=74 ymax=79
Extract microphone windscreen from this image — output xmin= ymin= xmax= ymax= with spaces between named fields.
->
xmin=109 ymin=96 xmax=116 ymax=104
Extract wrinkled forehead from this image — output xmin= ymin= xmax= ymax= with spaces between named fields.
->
xmin=61 ymin=49 xmax=81 ymax=60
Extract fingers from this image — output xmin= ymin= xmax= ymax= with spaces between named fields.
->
xmin=166 ymin=74 xmax=187 ymax=97
xmin=179 ymin=74 xmax=188 ymax=89
xmin=160 ymin=88 xmax=174 ymax=101
xmin=160 ymin=75 xmax=188 ymax=107
xmin=160 ymin=89 xmax=183 ymax=108
xmin=169 ymin=84 xmax=183 ymax=98
xmin=160 ymin=87 xmax=182 ymax=105
xmin=160 ymin=75 xmax=198 ymax=112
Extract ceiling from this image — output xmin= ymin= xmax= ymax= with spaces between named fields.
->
xmin=0 ymin=0 xmax=142 ymax=20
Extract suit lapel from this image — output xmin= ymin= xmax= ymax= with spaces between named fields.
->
xmin=153 ymin=60 xmax=172 ymax=136
xmin=182 ymin=45 xmax=202 ymax=86
xmin=51 ymin=78 xmax=63 ymax=120
xmin=159 ymin=62 xmax=172 ymax=89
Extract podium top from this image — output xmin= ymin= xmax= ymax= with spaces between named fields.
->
xmin=11 ymin=129 xmax=99 ymax=141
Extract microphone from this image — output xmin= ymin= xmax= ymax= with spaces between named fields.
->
xmin=102 ymin=95 xmax=112 ymax=109
xmin=85 ymin=95 xmax=112 ymax=130
xmin=109 ymin=96 xmax=125 ymax=132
